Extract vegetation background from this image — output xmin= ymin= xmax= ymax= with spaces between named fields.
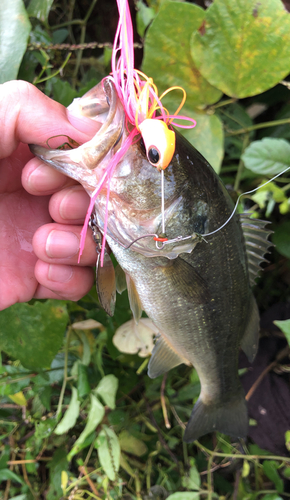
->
xmin=1 ymin=0 xmax=290 ymax=498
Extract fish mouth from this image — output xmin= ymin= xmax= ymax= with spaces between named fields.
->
xmin=29 ymin=77 xmax=125 ymax=193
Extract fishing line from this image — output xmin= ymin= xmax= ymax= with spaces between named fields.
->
xmin=123 ymin=165 xmax=290 ymax=252
xmin=161 ymin=169 xmax=165 ymax=234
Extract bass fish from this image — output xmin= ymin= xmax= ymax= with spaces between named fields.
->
xmin=30 ymin=78 xmax=271 ymax=442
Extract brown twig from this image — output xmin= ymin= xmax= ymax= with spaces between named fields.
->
xmin=27 ymin=41 xmax=143 ymax=51
xmin=246 ymin=345 xmax=290 ymax=401
xmin=79 ymin=466 xmax=99 ymax=496
xmin=145 ymin=399 xmax=179 ymax=466
xmin=160 ymin=373 xmax=171 ymax=429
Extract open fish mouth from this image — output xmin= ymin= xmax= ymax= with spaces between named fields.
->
xmin=30 ymin=78 xmax=125 ymax=194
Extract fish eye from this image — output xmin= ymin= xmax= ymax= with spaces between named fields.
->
xmin=148 ymin=147 xmax=160 ymax=165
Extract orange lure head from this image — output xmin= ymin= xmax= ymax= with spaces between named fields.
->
xmin=139 ymin=119 xmax=176 ymax=170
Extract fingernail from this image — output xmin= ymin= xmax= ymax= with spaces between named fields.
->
xmin=59 ymin=186 xmax=89 ymax=220
xmin=66 ymin=110 xmax=101 ymax=135
xmin=46 ymin=230 xmax=80 ymax=258
xmin=28 ymin=165 xmax=67 ymax=191
xmin=48 ymin=264 xmax=73 ymax=282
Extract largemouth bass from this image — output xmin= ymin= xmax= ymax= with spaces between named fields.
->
xmin=30 ymin=78 xmax=271 ymax=442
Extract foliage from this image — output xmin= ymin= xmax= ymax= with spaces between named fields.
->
xmin=1 ymin=0 xmax=290 ymax=498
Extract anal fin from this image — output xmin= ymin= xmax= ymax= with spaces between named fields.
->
xmin=241 ymin=296 xmax=260 ymax=362
xmin=148 ymin=335 xmax=190 ymax=379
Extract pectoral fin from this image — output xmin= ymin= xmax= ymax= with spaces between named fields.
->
xmin=240 ymin=296 xmax=260 ymax=362
xmin=148 ymin=335 xmax=190 ymax=379
xmin=96 ymin=251 xmax=116 ymax=317
xmin=115 ymin=264 xmax=127 ymax=294
xmin=126 ymin=275 xmax=142 ymax=323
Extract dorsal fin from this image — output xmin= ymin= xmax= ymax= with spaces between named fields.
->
xmin=240 ymin=214 xmax=273 ymax=286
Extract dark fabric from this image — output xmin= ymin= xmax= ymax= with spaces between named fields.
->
xmin=239 ymin=303 xmax=290 ymax=456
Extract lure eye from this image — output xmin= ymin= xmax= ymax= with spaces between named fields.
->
xmin=139 ymin=119 xmax=176 ymax=169
xmin=148 ymin=147 xmax=160 ymax=164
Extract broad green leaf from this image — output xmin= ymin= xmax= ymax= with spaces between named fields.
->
xmin=118 ymin=430 xmax=148 ymax=457
xmin=262 ymin=460 xmax=284 ymax=494
xmin=167 ymin=493 xmax=200 ymax=500
xmin=272 ymin=221 xmax=290 ymax=259
xmin=274 ymin=320 xmax=290 ymax=346
xmin=47 ymin=448 xmax=68 ymax=500
xmin=96 ymin=426 xmax=120 ymax=481
xmin=242 ymin=138 xmax=290 ymax=176
xmin=191 ymin=0 xmax=290 ymax=98
xmin=8 ymin=391 xmax=27 ymax=407
xmin=95 ymin=374 xmax=118 ymax=410
xmin=68 ymin=394 xmax=104 ymax=460
xmin=180 ymin=108 xmax=224 ymax=173
xmin=142 ymin=1 xmax=222 ymax=109
xmin=0 ymin=0 xmax=31 ymax=83
xmin=0 ymin=301 xmax=68 ymax=370
xmin=0 ymin=468 xmax=24 ymax=484
xmin=54 ymin=387 xmax=80 ymax=435
xmin=27 ymin=0 xmax=54 ymax=23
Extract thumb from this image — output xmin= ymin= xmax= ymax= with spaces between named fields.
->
xmin=0 ymin=80 xmax=100 ymax=159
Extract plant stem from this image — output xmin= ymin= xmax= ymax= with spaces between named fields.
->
xmin=56 ymin=328 xmax=71 ymax=418
xmin=194 ymin=440 xmax=290 ymax=464
xmin=72 ymin=0 xmax=98 ymax=86
xmin=211 ymin=98 xmax=237 ymax=109
xmin=226 ymin=117 xmax=290 ymax=136
xmin=234 ymin=133 xmax=249 ymax=191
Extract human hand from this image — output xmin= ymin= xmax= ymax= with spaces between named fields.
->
xmin=0 ymin=80 xmax=100 ymax=310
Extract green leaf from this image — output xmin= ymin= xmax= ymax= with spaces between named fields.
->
xmin=0 ymin=468 xmax=24 ymax=484
xmin=242 ymin=138 xmax=290 ymax=176
xmin=118 ymin=430 xmax=148 ymax=457
xmin=167 ymin=493 xmax=200 ymax=500
xmin=274 ymin=320 xmax=290 ymax=346
xmin=27 ymin=0 xmax=54 ymax=23
xmin=136 ymin=0 xmax=155 ymax=38
xmin=262 ymin=495 xmax=283 ymax=500
xmin=95 ymin=374 xmax=118 ymax=410
xmin=0 ymin=0 xmax=31 ymax=83
xmin=67 ymin=394 xmax=104 ymax=460
xmin=191 ymin=0 xmax=290 ymax=98
xmin=142 ymin=1 xmax=222 ymax=109
xmin=0 ymin=301 xmax=68 ymax=370
xmin=54 ymin=387 xmax=80 ymax=435
xmin=96 ymin=426 xmax=120 ymax=481
xmin=77 ymin=363 xmax=90 ymax=398
xmin=262 ymin=460 xmax=284 ymax=494
xmin=47 ymin=448 xmax=68 ymax=500
xmin=181 ymin=459 xmax=201 ymax=491
xmin=180 ymin=109 xmax=224 ymax=173
xmin=272 ymin=221 xmax=290 ymax=259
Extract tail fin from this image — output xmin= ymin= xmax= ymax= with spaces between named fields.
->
xmin=183 ymin=395 xmax=248 ymax=443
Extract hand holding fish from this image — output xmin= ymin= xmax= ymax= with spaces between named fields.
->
xmin=0 ymin=80 xmax=100 ymax=310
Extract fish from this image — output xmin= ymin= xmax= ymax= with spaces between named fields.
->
xmin=30 ymin=77 xmax=271 ymax=442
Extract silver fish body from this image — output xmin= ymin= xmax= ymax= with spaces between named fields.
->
xmin=30 ymin=79 xmax=270 ymax=442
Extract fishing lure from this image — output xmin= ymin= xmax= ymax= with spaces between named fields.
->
xmin=78 ymin=0 xmax=196 ymax=266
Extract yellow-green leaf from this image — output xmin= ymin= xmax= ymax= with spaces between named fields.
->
xmin=142 ymin=1 xmax=222 ymax=109
xmin=8 ymin=391 xmax=27 ymax=407
xmin=191 ymin=0 xmax=290 ymax=98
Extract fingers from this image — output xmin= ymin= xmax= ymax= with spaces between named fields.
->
xmin=34 ymin=261 xmax=95 ymax=301
xmin=22 ymin=157 xmax=77 ymax=196
xmin=0 ymin=80 xmax=101 ymax=159
xmin=33 ymin=223 xmax=97 ymax=266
